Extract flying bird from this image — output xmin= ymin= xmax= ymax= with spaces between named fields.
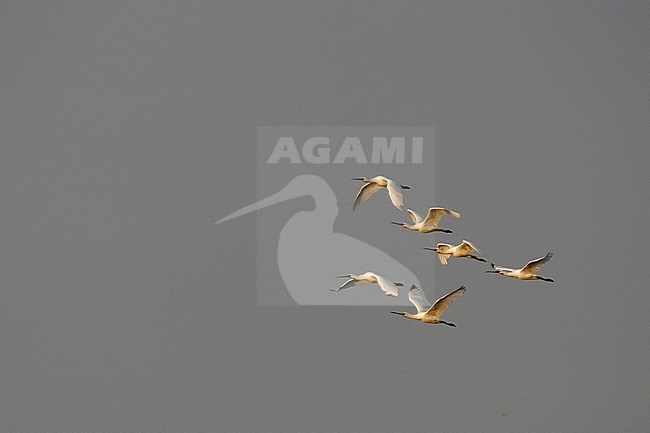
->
xmin=486 ymin=252 xmax=554 ymax=282
xmin=351 ymin=175 xmax=410 ymax=211
xmin=391 ymin=285 xmax=466 ymax=326
xmin=391 ymin=207 xmax=461 ymax=233
xmin=331 ymin=272 xmax=404 ymax=297
xmin=423 ymin=240 xmax=486 ymax=265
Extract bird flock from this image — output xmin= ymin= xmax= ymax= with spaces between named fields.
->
xmin=333 ymin=175 xmax=555 ymax=327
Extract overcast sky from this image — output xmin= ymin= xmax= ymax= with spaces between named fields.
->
xmin=1 ymin=2 xmax=649 ymax=432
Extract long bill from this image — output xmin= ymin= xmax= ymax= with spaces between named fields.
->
xmin=215 ymin=179 xmax=306 ymax=225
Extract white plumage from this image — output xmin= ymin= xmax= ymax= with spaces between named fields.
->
xmin=486 ymin=252 xmax=554 ymax=282
xmin=391 ymin=207 xmax=461 ymax=233
xmin=351 ymin=176 xmax=410 ymax=211
xmin=391 ymin=285 xmax=466 ymax=326
xmin=424 ymin=240 xmax=486 ymax=265
xmin=331 ymin=272 xmax=404 ymax=297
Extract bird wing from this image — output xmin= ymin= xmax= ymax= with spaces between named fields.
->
xmin=374 ymin=274 xmax=400 ymax=297
xmin=435 ymin=243 xmax=452 ymax=265
xmin=423 ymin=207 xmax=461 ymax=227
xmin=386 ymin=179 xmax=405 ymax=210
xmin=457 ymin=240 xmax=479 ymax=255
xmin=408 ymin=284 xmax=430 ymax=313
xmin=424 ymin=286 xmax=466 ymax=319
xmin=491 ymin=263 xmax=514 ymax=272
xmin=521 ymin=252 xmax=553 ymax=273
xmin=332 ymin=279 xmax=358 ymax=292
xmin=352 ymin=182 xmax=383 ymax=211
xmin=406 ymin=209 xmax=423 ymax=224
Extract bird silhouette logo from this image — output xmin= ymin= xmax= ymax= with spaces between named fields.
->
xmin=215 ymin=126 xmax=440 ymax=306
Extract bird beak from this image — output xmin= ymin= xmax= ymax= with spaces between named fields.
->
xmin=485 ymin=270 xmax=499 ymax=273
xmin=215 ymin=178 xmax=307 ymax=225
xmin=390 ymin=311 xmax=406 ymax=316
xmin=390 ymin=221 xmax=404 ymax=226
xmin=423 ymin=247 xmax=436 ymax=251
xmin=334 ymin=275 xmax=349 ymax=279
xmin=351 ymin=178 xmax=364 ymax=181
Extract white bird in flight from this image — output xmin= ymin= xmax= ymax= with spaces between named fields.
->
xmin=486 ymin=252 xmax=554 ymax=282
xmin=423 ymin=240 xmax=486 ymax=265
xmin=391 ymin=285 xmax=466 ymax=326
xmin=390 ymin=207 xmax=461 ymax=233
xmin=351 ymin=175 xmax=410 ymax=211
xmin=331 ymin=272 xmax=404 ymax=297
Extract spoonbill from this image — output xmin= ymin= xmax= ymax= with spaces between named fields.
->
xmin=215 ymin=175 xmax=421 ymax=305
xmin=486 ymin=252 xmax=554 ymax=282
xmin=391 ymin=285 xmax=466 ymax=326
xmin=331 ymin=272 xmax=404 ymax=297
xmin=423 ymin=240 xmax=486 ymax=265
xmin=390 ymin=207 xmax=461 ymax=233
xmin=351 ymin=175 xmax=411 ymax=211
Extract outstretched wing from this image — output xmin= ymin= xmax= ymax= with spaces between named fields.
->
xmin=386 ymin=179 xmax=405 ymax=210
xmin=457 ymin=240 xmax=479 ymax=255
xmin=491 ymin=262 xmax=514 ymax=272
xmin=375 ymin=274 xmax=400 ymax=297
xmin=438 ymin=253 xmax=451 ymax=265
xmin=352 ymin=182 xmax=382 ymax=211
xmin=406 ymin=209 xmax=423 ymax=224
xmin=331 ymin=279 xmax=359 ymax=292
xmin=408 ymin=284 xmax=430 ymax=313
xmin=522 ymin=252 xmax=553 ymax=273
xmin=423 ymin=207 xmax=461 ymax=228
xmin=435 ymin=243 xmax=452 ymax=265
xmin=424 ymin=286 xmax=466 ymax=319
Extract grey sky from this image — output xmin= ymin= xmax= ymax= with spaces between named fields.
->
xmin=1 ymin=2 xmax=648 ymax=432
